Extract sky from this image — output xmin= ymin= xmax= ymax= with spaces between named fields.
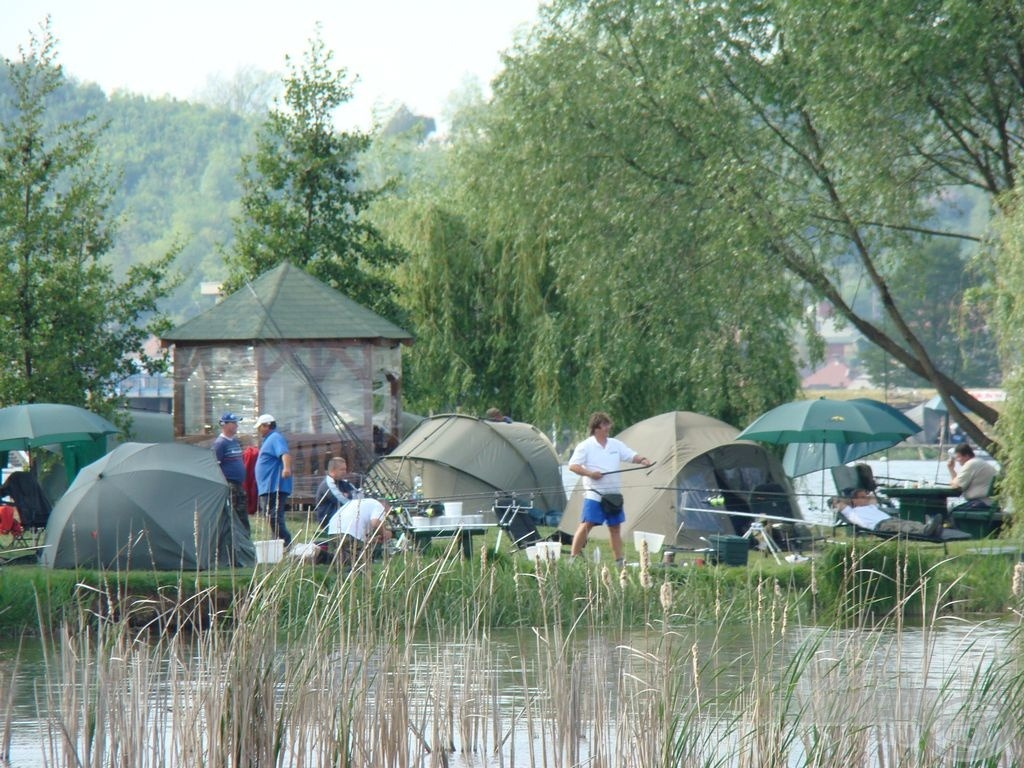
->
xmin=2 ymin=0 xmax=544 ymax=129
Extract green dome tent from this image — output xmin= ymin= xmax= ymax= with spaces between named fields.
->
xmin=41 ymin=442 xmax=255 ymax=570
xmin=558 ymin=411 xmax=804 ymax=549
xmin=367 ymin=414 xmax=566 ymax=516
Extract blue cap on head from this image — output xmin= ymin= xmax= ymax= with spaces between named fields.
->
xmin=219 ymin=413 xmax=240 ymax=424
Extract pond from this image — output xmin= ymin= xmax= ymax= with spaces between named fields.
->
xmin=2 ymin=616 xmax=1021 ymax=767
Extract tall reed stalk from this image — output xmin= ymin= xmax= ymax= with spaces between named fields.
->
xmin=9 ymin=543 xmax=1024 ymax=767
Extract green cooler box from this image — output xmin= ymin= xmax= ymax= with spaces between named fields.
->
xmin=708 ymin=534 xmax=750 ymax=566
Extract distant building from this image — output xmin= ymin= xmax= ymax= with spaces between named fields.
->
xmin=161 ymin=262 xmax=412 ymax=499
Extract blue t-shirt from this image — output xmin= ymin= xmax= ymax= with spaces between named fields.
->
xmin=255 ymin=430 xmax=293 ymax=495
xmin=212 ymin=434 xmax=246 ymax=484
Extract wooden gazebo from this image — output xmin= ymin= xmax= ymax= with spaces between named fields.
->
xmin=161 ymin=262 xmax=412 ymax=500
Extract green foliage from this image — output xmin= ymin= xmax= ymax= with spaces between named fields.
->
xmin=387 ymin=0 xmax=1024 ymax=442
xmin=812 ymin=541 xmax=1016 ymax=620
xmin=858 ymin=237 xmax=1000 ymax=388
xmin=992 ymin=190 xmax=1024 ymax=533
xmin=376 ymin=17 xmax=802 ymax=429
xmin=224 ymin=29 xmax=402 ymax=322
xmin=0 ymin=26 xmax=178 ymax=414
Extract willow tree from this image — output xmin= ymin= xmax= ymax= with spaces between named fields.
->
xmin=0 ymin=25 xmax=177 ymax=414
xmin=463 ymin=0 xmax=1022 ymax=447
xmin=992 ymin=193 xmax=1024 ymax=526
xmin=379 ymin=17 xmax=802 ymax=430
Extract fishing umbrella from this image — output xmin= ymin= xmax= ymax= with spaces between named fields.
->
xmin=739 ymin=398 xmax=921 ymax=446
xmin=0 ymin=403 xmax=120 ymax=485
xmin=781 ymin=398 xmax=922 ymax=476
xmin=41 ymin=442 xmax=255 ymax=570
xmin=0 ymin=403 xmax=118 ymax=450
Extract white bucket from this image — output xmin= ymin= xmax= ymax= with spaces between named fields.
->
xmin=633 ymin=531 xmax=665 ymax=554
xmin=254 ymin=539 xmax=283 ymax=564
xmin=443 ymin=501 xmax=464 ymax=516
xmin=524 ymin=545 xmax=539 ymax=561
xmin=536 ymin=541 xmax=561 ymax=560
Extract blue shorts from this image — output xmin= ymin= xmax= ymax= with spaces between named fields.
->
xmin=581 ymin=497 xmax=625 ymax=527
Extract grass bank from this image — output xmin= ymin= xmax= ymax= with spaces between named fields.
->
xmin=0 ymin=533 xmax=1020 ymax=637
xmin=4 ymin=534 xmax=1024 ymax=767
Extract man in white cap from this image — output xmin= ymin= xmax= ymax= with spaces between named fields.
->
xmin=255 ymin=414 xmax=292 ymax=547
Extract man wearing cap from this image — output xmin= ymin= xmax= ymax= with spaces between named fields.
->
xmin=213 ymin=413 xmax=249 ymax=532
xmin=255 ymin=414 xmax=293 ymax=547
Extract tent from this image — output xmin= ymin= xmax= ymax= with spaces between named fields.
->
xmin=558 ymin=411 xmax=805 ymax=549
xmin=41 ymin=442 xmax=256 ymax=570
xmin=367 ymin=414 xmax=566 ymax=516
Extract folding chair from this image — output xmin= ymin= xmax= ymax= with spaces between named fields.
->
xmin=0 ymin=503 xmax=27 ymax=550
xmin=0 ymin=471 xmax=52 ymax=547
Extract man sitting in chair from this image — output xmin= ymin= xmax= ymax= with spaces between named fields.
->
xmin=833 ymin=488 xmax=943 ymax=538
xmin=946 ymin=443 xmax=997 ymax=511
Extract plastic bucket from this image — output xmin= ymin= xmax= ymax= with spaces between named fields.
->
xmin=633 ymin=531 xmax=665 ymax=554
xmin=254 ymin=539 xmax=284 ymax=564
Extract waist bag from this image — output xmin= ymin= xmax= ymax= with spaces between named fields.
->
xmin=599 ymin=492 xmax=624 ymax=515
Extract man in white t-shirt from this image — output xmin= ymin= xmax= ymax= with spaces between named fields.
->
xmin=568 ymin=411 xmax=651 ymax=568
xmin=327 ymin=498 xmax=392 ymax=566
xmin=834 ymin=489 xmax=942 ymax=537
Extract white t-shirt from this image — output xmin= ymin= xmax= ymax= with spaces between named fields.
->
xmin=569 ymin=435 xmax=638 ymax=502
xmin=327 ymin=498 xmax=386 ymax=541
xmin=843 ymin=503 xmax=891 ymax=531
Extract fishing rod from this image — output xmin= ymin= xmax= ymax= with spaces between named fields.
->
xmin=243 ymin=280 xmax=407 ymax=499
xmin=591 ymin=461 xmax=658 ymax=477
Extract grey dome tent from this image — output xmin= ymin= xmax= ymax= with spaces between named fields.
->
xmin=41 ymin=442 xmax=256 ymax=570
xmin=367 ymin=414 xmax=566 ymax=516
xmin=558 ymin=411 xmax=804 ymax=549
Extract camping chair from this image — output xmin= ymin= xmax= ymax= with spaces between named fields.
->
xmin=835 ymin=506 xmax=971 ymax=554
xmin=0 ymin=471 xmax=52 ymax=546
xmin=0 ymin=503 xmax=27 ymax=551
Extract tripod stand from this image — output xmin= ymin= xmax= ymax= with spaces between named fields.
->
xmin=744 ymin=520 xmax=782 ymax=564
xmin=493 ymin=494 xmax=535 ymax=554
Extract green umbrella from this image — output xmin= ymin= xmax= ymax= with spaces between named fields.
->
xmin=0 ymin=403 xmax=118 ymax=451
xmin=781 ymin=399 xmax=922 ymax=476
xmin=738 ymin=398 xmax=920 ymax=446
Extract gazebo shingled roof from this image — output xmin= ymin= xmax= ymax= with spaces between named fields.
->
xmin=161 ymin=261 xmax=411 ymax=343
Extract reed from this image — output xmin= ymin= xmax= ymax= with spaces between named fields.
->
xmin=4 ymin=543 xmax=1024 ymax=767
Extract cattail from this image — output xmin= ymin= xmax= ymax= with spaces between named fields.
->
xmin=639 ymin=540 xmax=652 ymax=589
xmin=810 ymin=560 xmax=818 ymax=596
xmin=619 ymin=566 xmax=628 ymax=589
xmin=659 ymin=580 xmax=673 ymax=612
xmin=601 ymin=565 xmax=612 ymax=589
xmin=1013 ymin=562 xmax=1024 ymax=598
xmin=479 ymin=544 xmax=488 ymax=575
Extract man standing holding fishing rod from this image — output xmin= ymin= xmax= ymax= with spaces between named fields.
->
xmin=568 ymin=411 xmax=651 ymax=568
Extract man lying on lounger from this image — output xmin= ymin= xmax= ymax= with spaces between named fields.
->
xmin=832 ymin=489 xmax=943 ymax=538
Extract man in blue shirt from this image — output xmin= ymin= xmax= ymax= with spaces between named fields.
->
xmin=212 ymin=412 xmax=249 ymax=532
xmin=255 ymin=414 xmax=293 ymax=547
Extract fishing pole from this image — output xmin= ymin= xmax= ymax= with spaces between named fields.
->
xmin=594 ymin=461 xmax=658 ymax=477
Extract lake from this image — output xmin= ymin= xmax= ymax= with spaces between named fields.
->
xmin=2 ymin=616 xmax=1020 ymax=767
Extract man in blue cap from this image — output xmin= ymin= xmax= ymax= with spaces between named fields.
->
xmin=213 ymin=412 xmax=249 ymax=532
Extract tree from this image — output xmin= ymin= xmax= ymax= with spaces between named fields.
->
xmin=452 ymin=0 xmax=1022 ymax=448
xmin=375 ymin=37 xmax=803 ymax=429
xmin=0 ymin=23 xmax=178 ymax=416
xmin=857 ymin=237 xmax=1000 ymax=389
xmin=224 ymin=29 xmax=400 ymax=320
